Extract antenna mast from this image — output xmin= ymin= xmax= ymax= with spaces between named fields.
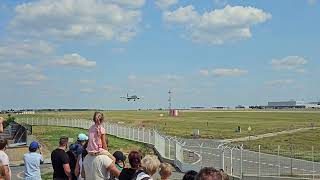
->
xmin=168 ymin=90 xmax=172 ymax=110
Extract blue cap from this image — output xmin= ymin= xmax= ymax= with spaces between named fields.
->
xmin=69 ymin=144 xmax=83 ymax=156
xmin=29 ymin=141 xmax=39 ymax=149
xmin=78 ymin=133 xmax=88 ymax=141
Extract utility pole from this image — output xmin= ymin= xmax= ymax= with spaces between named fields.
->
xmin=168 ymin=90 xmax=172 ymax=110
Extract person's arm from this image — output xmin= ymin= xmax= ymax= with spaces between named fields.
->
xmin=108 ymin=163 xmax=121 ymax=177
xmin=63 ymin=163 xmax=72 ymax=180
xmin=101 ymin=134 xmax=108 ymax=150
xmin=39 ymin=145 xmax=44 ymax=164
xmin=0 ymin=117 xmax=4 ymax=133
xmin=81 ymin=164 xmax=85 ymax=178
xmin=3 ymin=165 xmax=11 ymax=180
xmin=74 ymin=156 xmax=80 ymax=177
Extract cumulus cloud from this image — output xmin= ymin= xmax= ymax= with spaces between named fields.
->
xmin=155 ymin=0 xmax=178 ymax=10
xmin=0 ymin=40 xmax=54 ymax=61
xmin=10 ymin=0 xmax=143 ymax=42
xmin=212 ymin=68 xmax=248 ymax=77
xmin=79 ymin=79 xmax=96 ymax=84
xmin=308 ymin=0 xmax=317 ymax=5
xmin=0 ymin=63 xmax=48 ymax=85
xmin=271 ymin=56 xmax=307 ymax=71
xmin=265 ymin=79 xmax=294 ymax=87
xmin=80 ymin=88 xmax=95 ymax=93
xmin=199 ymin=69 xmax=209 ymax=76
xmin=163 ymin=5 xmax=271 ymax=44
xmin=55 ymin=53 xmax=96 ymax=68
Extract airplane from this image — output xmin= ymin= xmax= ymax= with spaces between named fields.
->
xmin=120 ymin=93 xmax=142 ymax=101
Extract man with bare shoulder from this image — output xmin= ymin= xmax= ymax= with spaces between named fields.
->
xmin=0 ymin=139 xmax=11 ymax=180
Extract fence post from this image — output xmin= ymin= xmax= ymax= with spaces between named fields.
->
xmin=258 ymin=145 xmax=261 ymax=177
xmin=278 ymin=145 xmax=280 ymax=177
xmin=312 ymin=146 xmax=315 ymax=180
xmin=143 ymin=128 xmax=145 ymax=142
xmin=230 ymin=148 xmax=233 ymax=176
xmin=240 ymin=147 xmax=243 ymax=179
xmin=221 ymin=149 xmax=225 ymax=170
xmin=116 ymin=124 xmax=119 ymax=137
xmin=138 ymin=128 xmax=140 ymax=142
xmin=168 ymin=138 xmax=171 ymax=159
xmin=200 ymin=143 xmax=203 ymax=168
xmin=149 ymin=129 xmax=151 ymax=144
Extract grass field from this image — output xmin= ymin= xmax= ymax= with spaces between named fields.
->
xmin=15 ymin=110 xmax=320 ymax=139
xmin=240 ymin=128 xmax=320 ymax=161
xmin=32 ymin=126 xmax=153 ymax=158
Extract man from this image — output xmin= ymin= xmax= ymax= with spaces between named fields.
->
xmin=113 ymin=151 xmax=126 ymax=171
xmin=51 ymin=136 xmax=72 ymax=180
xmin=0 ymin=139 xmax=10 ymax=180
xmin=83 ymin=154 xmax=120 ymax=180
xmin=195 ymin=167 xmax=222 ymax=180
xmin=23 ymin=141 xmax=44 ymax=180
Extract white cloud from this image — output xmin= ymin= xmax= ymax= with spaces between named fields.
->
xmin=109 ymin=0 xmax=145 ymax=8
xmin=199 ymin=69 xmax=209 ymax=76
xmin=0 ymin=62 xmax=48 ymax=85
xmin=0 ymin=40 xmax=54 ymax=61
xmin=163 ymin=5 xmax=271 ymax=44
xmin=79 ymin=79 xmax=96 ymax=84
xmin=212 ymin=68 xmax=248 ymax=77
xmin=271 ymin=56 xmax=307 ymax=71
xmin=55 ymin=53 xmax=96 ymax=68
xmin=155 ymin=0 xmax=178 ymax=10
xmin=80 ymin=88 xmax=95 ymax=93
xmin=10 ymin=0 xmax=143 ymax=42
xmin=103 ymin=85 xmax=122 ymax=92
xmin=128 ymin=75 xmax=137 ymax=80
xmin=265 ymin=79 xmax=294 ymax=87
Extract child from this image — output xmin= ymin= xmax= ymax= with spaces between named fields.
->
xmin=86 ymin=112 xmax=115 ymax=161
xmin=159 ymin=163 xmax=173 ymax=180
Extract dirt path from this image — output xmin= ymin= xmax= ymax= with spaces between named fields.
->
xmin=223 ymin=127 xmax=319 ymax=143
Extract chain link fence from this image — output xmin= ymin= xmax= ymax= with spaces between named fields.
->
xmin=17 ymin=118 xmax=320 ymax=180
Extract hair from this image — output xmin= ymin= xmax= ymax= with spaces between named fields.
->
xmin=220 ymin=172 xmax=229 ymax=180
xmin=29 ymin=147 xmax=37 ymax=152
xmin=59 ymin=136 xmax=69 ymax=147
xmin=128 ymin=150 xmax=142 ymax=169
xmin=159 ymin=163 xmax=172 ymax=179
xmin=141 ymin=155 xmax=160 ymax=176
xmin=0 ymin=139 xmax=7 ymax=150
xmin=183 ymin=170 xmax=198 ymax=180
xmin=93 ymin=112 xmax=104 ymax=124
xmin=195 ymin=167 xmax=222 ymax=180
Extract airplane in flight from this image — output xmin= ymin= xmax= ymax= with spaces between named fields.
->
xmin=120 ymin=93 xmax=142 ymax=101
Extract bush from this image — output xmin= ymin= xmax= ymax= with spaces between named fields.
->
xmin=3 ymin=114 xmax=15 ymax=128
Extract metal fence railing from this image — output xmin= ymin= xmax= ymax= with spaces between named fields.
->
xmin=17 ymin=118 xmax=320 ymax=180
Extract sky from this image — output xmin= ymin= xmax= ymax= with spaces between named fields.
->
xmin=0 ymin=0 xmax=319 ymax=110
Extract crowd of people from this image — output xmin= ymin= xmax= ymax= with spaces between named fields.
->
xmin=0 ymin=113 xmax=229 ymax=180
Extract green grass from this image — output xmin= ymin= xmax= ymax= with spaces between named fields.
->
xmin=16 ymin=110 xmax=320 ymax=139
xmin=240 ymin=129 xmax=320 ymax=161
xmin=41 ymin=172 xmax=52 ymax=180
xmin=32 ymin=126 xmax=153 ymax=157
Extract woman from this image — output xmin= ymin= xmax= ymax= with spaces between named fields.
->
xmin=119 ymin=151 xmax=142 ymax=180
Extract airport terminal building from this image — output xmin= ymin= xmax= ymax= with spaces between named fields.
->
xmin=267 ymin=101 xmax=320 ymax=109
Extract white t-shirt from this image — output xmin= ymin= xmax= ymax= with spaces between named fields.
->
xmin=83 ymin=154 xmax=113 ymax=180
xmin=0 ymin=150 xmax=11 ymax=178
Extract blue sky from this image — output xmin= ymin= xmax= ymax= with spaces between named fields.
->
xmin=0 ymin=0 xmax=319 ymax=109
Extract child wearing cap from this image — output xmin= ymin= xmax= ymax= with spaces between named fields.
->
xmin=23 ymin=141 xmax=43 ymax=180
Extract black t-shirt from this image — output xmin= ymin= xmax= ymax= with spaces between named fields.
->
xmin=51 ymin=148 xmax=70 ymax=179
xmin=119 ymin=168 xmax=137 ymax=180
xmin=66 ymin=151 xmax=77 ymax=180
